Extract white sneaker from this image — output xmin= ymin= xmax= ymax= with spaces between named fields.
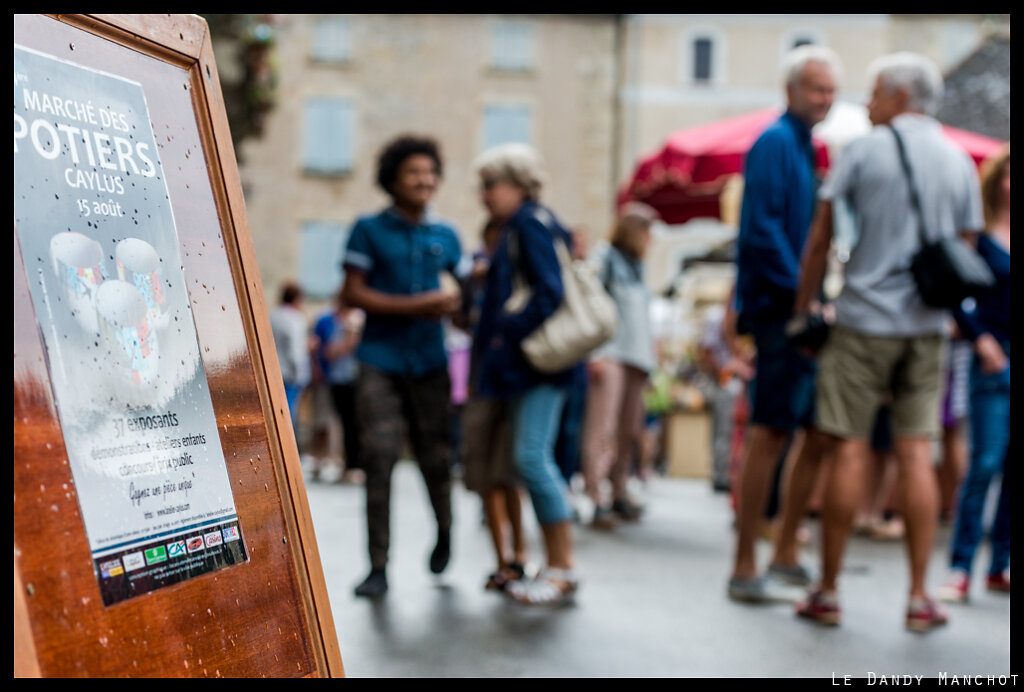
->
xmin=936 ymin=570 xmax=970 ymax=603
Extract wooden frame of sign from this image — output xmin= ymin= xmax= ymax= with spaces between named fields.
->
xmin=14 ymin=14 xmax=344 ymax=677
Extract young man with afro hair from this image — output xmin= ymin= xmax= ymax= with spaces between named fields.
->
xmin=342 ymin=134 xmax=471 ymax=598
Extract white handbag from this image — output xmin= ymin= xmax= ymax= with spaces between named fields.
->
xmin=504 ymin=215 xmax=618 ymax=374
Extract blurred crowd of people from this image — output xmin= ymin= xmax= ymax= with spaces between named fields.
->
xmin=719 ymin=46 xmax=1010 ymax=633
xmin=267 ymin=46 xmax=1009 ymax=627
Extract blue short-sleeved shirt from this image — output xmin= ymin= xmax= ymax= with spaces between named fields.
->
xmin=343 ymin=207 xmax=468 ymax=376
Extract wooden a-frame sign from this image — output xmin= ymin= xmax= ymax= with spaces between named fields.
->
xmin=14 ymin=14 xmax=344 ymax=677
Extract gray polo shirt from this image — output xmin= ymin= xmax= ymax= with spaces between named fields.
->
xmin=819 ymin=113 xmax=984 ymax=337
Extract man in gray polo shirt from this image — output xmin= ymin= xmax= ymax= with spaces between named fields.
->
xmin=790 ymin=52 xmax=984 ymax=632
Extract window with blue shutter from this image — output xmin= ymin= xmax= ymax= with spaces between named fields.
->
xmin=300 ymin=221 xmax=349 ymax=299
xmin=491 ymin=21 xmax=533 ymax=71
xmin=303 ymin=98 xmax=354 ymax=175
xmin=312 ymin=17 xmax=352 ymax=63
xmin=482 ymin=105 xmax=532 ymax=150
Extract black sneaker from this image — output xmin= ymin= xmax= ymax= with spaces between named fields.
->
xmin=430 ymin=529 xmax=451 ymax=574
xmin=354 ymin=569 xmax=388 ymax=598
xmin=611 ymin=498 xmax=643 ymax=522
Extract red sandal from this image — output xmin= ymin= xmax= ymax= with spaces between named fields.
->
xmin=795 ymin=589 xmax=841 ymax=626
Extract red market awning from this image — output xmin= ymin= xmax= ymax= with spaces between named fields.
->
xmin=943 ymin=125 xmax=1007 ymax=167
xmin=620 ymin=106 xmax=1006 ymax=226
xmin=618 ymin=108 xmax=828 ymax=225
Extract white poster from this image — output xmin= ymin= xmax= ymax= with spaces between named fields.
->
xmin=14 ymin=45 xmax=247 ymax=606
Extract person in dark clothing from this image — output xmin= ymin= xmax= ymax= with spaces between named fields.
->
xmin=937 ymin=145 xmax=1011 ymax=604
xmin=728 ymin=45 xmax=841 ymax=603
xmin=312 ymin=288 xmax=364 ymax=483
xmin=459 ymin=217 xmax=528 ymax=592
xmin=342 ymin=135 xmax=469 ymax=599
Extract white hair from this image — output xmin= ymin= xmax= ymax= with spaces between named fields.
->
xmin=782 ymin=44 xmax=842 ymax=88
xmin=473 ymin=142 xmax=546 ymax=201
xmin=867 ymin=52 xmax=944 ymax=116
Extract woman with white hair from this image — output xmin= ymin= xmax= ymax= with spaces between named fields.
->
xmin=471 ymin=142 xmax=581 ymax=605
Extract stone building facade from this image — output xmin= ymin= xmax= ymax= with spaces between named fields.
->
xmin=231 ymin=14 xmax=619 ymax=303
xmin=223 ymin=14 xmax=1009 ymax=307
xmin=616 ymin=13 xmax=1009 ymax=181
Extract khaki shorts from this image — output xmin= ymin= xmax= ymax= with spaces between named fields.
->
xmin=816 ymin=326 xmax=947 ymax=440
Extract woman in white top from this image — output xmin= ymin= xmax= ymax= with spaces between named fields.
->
xmin=582 ymin=203 xmax=659 ymax=528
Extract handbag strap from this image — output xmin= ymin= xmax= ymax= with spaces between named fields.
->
xmin=888 ymin=125 xmax=929 ymax=246
xmin=505 ymin=210 xmax=570 ymax=291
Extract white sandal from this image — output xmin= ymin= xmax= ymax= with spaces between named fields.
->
xmin=506 ymin=567 xmax=579 ymax=606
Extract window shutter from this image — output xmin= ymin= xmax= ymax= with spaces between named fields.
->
xmin=300 ymin=221 xmax=349 ymax=298
xmin=482 ymin=105 xmax=532 ymax=150
xmin=303 ymin=98 xmax=354 ymax=174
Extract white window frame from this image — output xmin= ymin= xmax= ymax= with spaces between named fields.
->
xmin=481 ymin=103 xmax=534 ymax=151
xmin=299 ymin=220 xmax=350 ymax=299
xmin=679 ymin=25 xmax=726 ymax=89
xmin=311 ymin=16 xmax=352 ymax=64
xmin=302 ymin=97 xmax=356 ymax=176
xmin=490 ymin=19 xmax=534 ymax=72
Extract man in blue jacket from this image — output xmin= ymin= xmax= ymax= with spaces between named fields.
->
xmin=728 ymin=45 xmax=841 ymax=603
xmin=343 ymin=135 xmax=469 ymax=598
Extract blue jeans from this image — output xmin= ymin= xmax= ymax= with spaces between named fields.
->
xmin=512 ymin=384 xmax=573 ymax=526
xmin=284 ymin=382 xmax=303 ymax=426
xmin=950 ymin=352 xmax=1010 ymax=576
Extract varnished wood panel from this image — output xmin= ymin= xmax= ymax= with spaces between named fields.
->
xmin=14 ymin=14 xmax=342 ymax=678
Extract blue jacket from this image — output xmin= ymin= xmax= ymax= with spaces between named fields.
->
xmin=953 ymin=233 xmax=1011 ymax=346
xmin=474 ymin=201 xmax=580 ymax=399
xmin=735 ymin=111 xmax=818 ymax=321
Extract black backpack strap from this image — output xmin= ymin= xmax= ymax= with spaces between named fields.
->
xmin=889 ymin=125 xmax=928 ymax=247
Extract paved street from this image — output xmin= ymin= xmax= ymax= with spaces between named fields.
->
xmin=304 ymin=461 xmax=1011 ymax=678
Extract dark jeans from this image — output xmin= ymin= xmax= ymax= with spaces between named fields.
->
xmin=330 ymin=383 xmax=362 ymax=471
xmin=555 ymin=378 xmax=587 ymax=484
xmin=357 ymin=365 xmax=453 ymax=570
xmin=950 ymin=352 xmax=1010 ymax=576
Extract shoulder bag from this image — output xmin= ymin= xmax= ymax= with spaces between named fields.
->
xmin=505 ymin=213 xmax=618 ymax=374
xmin=890 ymin=126 xmax=994 ymax=309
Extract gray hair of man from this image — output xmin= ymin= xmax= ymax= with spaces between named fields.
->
xmin=867 ymin=51 xmax=944 ymax=115
xmin=473 ymin=142 xmax=546 ymax=201
xmin=781 ymin=44 xmax=842 ymax=88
